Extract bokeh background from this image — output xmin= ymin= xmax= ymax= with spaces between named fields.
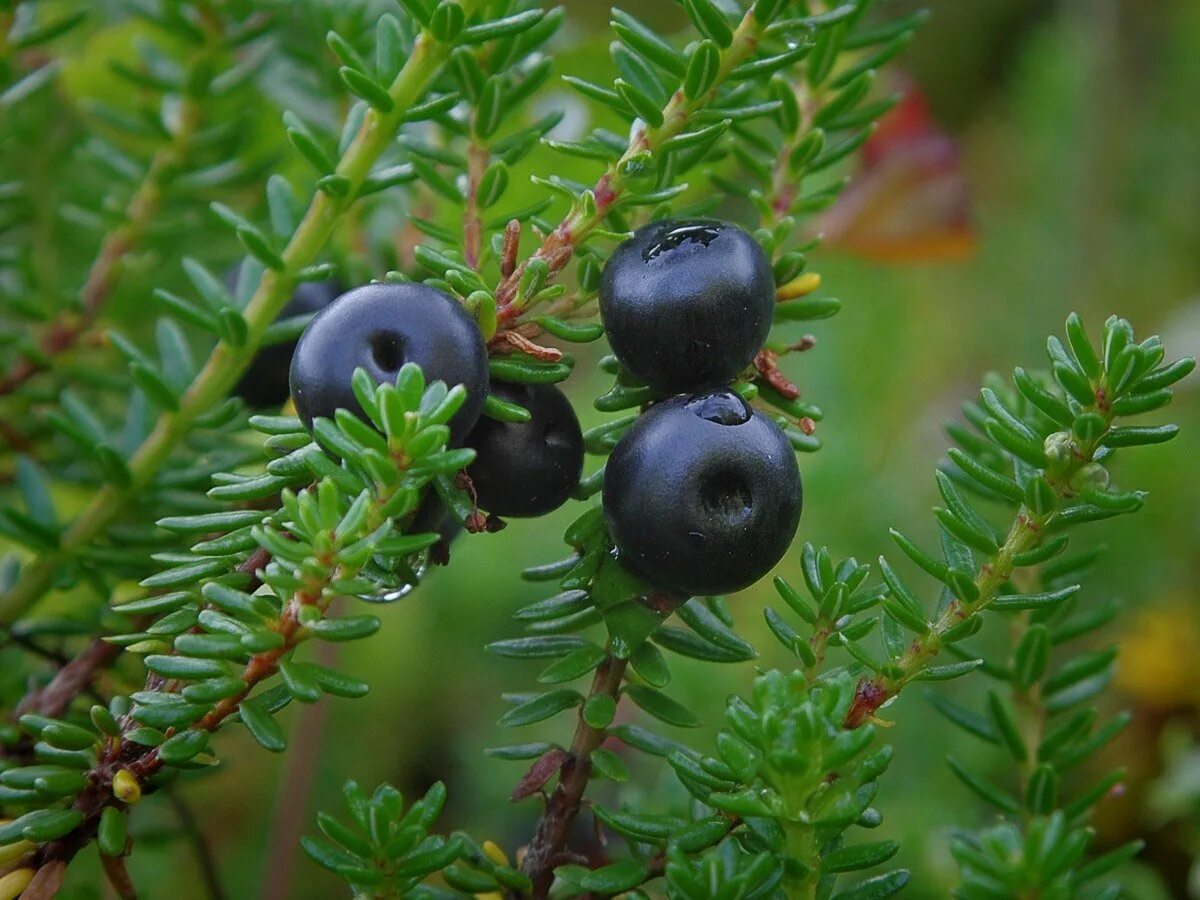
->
xmin=5 ymin=0 xmax=1199 ymax=896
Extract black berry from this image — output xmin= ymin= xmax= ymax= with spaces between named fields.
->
xmin=408 ymin=494 xmax=449 ymax=535
xmin=599 ymin=219 xmax=775 ymax=394
xmin=289 ymin=282 xmax=488 ymax=443
xmin=465 ymin=382 xmax=584 ymax=517
xmin=602 ymin=389 xmax=801 ymax=596
xmin=234 ymin=279 xmax=342 ymax=408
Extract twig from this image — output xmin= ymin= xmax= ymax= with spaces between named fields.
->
xmin=0 ymin=16 xmax=469 ymax=628
xmin=30 ymin=586 xmax=309 ymax=873
xmin=165 ymin=788 xmax=227 ymax=900
xmin=491 ymin=5 xmax=772 ymax=331
xmin=99 ymin=851 xmax=138 ymax=899
xmin=5 ymin=548 xmax=268 ymax=762
xmin=31 ymin=453 xmax=412 ymax=876
xmin=16 ymin=632 xmax=127 ymax=718
xmin=259 ymin=638 xmax=338 ymax=900
xmin=521 ymin=653 xmax=628 ymax=898
xmin=0 ymin=62 xmax=205 ymax=399
xmin=463 ymin=139 xmax=488 ymax=270
xmin=843 ymin=400 xmax=1117 ymax=728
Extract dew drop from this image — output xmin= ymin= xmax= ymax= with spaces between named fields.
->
xmin=685 ymin=390 xmax=752 ymax=425
xmin=354 ymin=551 xmax=428 ymax=603
xmin=642 ymin=222 xmax=723 ymax=261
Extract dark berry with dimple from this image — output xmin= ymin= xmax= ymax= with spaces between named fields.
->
xmin=289 ymin=282 xmax=488 ymax=443
xmin=599 ymin=219 xmax=775 ymax=394
xmin=465 ymin=382 xmax=583 ymax=517
xmin=602 ymin=389 xmax=801 ymax=596
xmin=234 ymin=279 xmax=342 ymax=408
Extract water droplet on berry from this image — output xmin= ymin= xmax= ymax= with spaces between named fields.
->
xmin=642 ymin=222 xmax=722 ymax=261
xmin=684 ymin=390 xmax=752 ymax=426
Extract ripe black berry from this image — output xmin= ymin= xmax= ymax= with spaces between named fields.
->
xmin=602 ymin=389 xmax=801 ymax=596
xmin=408 ymin=494 xmax=449 ymax=535
xmin=289 ymin=282 xmax=488 ymax=443
xmin=465 ymin=382 xmax=584 ymax=517
xmin=599 ymin=219 xmax=775 ymax=394
xmin=235 ymin=279 xmax=342 ymax=408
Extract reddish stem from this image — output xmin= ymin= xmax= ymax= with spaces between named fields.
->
xmin=521 ymin=654 xmax=627 ymax=898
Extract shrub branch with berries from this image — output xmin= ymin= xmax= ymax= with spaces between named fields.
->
xmin=0 ymin=1 xmax=1192 ymax=898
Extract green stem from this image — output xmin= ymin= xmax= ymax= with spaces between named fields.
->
xmin=844 ymin=424 xmax=1116 ymax=728
xmin=781 ymin=819 xmax=820 ymax=900
xmin=1011 ymin=612 xmax=1045 ymax=814
xmin=0 ymin=48 xmax=210 ymax=398
xmin=0 ymin=26 xmax=463 ymax=626
xmin=34 ymin=448 xmax=416 ymax=874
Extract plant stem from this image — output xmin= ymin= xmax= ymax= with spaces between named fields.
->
xmin=165 ymin=787 xmax=228 ymax=900
xmin=16 ymin=630 xmax=129 ymax=719
xmin=1011 ymin=610 xmax=1045 ymax=811
xmin=259 ymin=648 xmax=334 ymax=900
xmin=492 ymin=3 xmax=769 ymax=328
xmin=845 ymin=511 xmax=1042 ymax=728
xmin=0 ymin=18 xmax=223 ymax=400
xmin=0 ymin=27 xmax=461 ymax=627
xmin=463 ymin=138 xmax=487 ymax=270
xmin=844 ymin=427 xmax=1115 ymax=728
xmin=33 ymin=441 xmax=418 ymax=873
xmin=521 ymin=652 xmax=627 ymax=898
xmin=0 ymin=107 xmax=189 ymax=397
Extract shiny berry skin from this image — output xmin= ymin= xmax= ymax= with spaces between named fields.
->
xmin=599 ymin=219 xmax=775 ymax=394
xmin=465 ymin=382 xmax=583 ymax=517
xmin=408 ymin=494 xmax=449 ymax=535
xmin=235 ymin=279 xmax=342 ymax=408
xmin=602 ymin=389 xmax=801 ymax=596
xmin=289 ymin=282 xmax=488 ymax=443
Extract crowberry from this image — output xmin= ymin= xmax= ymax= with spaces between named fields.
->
xmin=289 ymin=282 xmax=488 ymax=442
xmin=465 ymin=382 xmax=583 ymax=517
xmin=602 ymin=389 xmax=802 ymax=596
xmin=599 ymin=219 xmax=775 ymax=394
xmin=235 ymin=279 xmax=341 ymax=408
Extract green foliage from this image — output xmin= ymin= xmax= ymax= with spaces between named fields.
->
xmin=301 ymin=779 xmax=531 ymax=897
xmin=0 ymin=0 xmax=1192 ymax=897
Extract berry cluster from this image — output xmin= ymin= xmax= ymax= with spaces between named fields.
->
xmin=599 ymin=220 xmax=803 ymax=597
xmin=249 ymin=219 xmax=799 ymax=598
xmin=284 ymin=281 xmax=584 ymax=535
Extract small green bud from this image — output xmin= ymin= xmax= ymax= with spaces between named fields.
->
xmin=430 ymin=1 xmax=465 ymax=42
xmin=1042 ymin=431 xmax=1074 ymax=467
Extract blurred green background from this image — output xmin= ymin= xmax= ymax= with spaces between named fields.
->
xmin=7 ymin=0 xmax=1200 ymax=896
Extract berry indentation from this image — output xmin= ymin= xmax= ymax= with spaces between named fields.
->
xmin=701 ymin=472 xmax=752 ymax=523
xmin=369 ymin=331 xmax=404 ymax=371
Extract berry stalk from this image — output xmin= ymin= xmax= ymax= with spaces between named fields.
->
xmin=0 ymin=15 xmax=477 ymax=626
